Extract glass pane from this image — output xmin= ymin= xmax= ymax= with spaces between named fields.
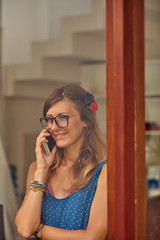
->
xmin=145 ymin=1 xmax=160 ymax=239
xmin=1 ymin=1 xmax=106 ymax=239
xmin=145 ymin=0 xmax=160 ymax=198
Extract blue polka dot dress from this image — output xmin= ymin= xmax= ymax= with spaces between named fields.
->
xmin=29 ymin=160 xmax=106 ymax=239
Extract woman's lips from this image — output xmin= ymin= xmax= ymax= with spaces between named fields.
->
xmin=55 ymin=133 xmax=67 ymax=140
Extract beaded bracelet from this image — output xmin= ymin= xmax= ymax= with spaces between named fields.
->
xmin=29 ymin=186 xmax=45 ymax=192
xmin=30 ymin=184 xmax=47 ymax=190
xmin=29 ymin=180 xmax=48 ymax=195
xmin=31 ymin=180 xmax=46 ymax=187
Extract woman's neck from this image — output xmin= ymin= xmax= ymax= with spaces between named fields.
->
xmin=63 ymin=151 xmax=78 ymax=167
xmin=63 ymin=145 xmax=81 ymax=167
xmin=62 ymin=135 xmax=84 ymax=167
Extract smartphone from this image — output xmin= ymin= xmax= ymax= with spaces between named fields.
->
xmin=43 ymin=134 xmax=56 ymax=155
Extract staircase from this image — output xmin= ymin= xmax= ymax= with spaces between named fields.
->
xmin=4 ymin=0 xmax=106 ymax=98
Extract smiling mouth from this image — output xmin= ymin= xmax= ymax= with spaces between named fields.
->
xmin=55 ymin=133 xmax=67 ymax=140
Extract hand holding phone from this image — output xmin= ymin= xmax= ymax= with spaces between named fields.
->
xmin=43 ymin=134 xmax=56 ymax=155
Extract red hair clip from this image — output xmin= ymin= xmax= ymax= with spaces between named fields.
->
xmin=85 ymin=92 xmax=98 ymax=113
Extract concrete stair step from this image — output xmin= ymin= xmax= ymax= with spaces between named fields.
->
xmin=81 ymin=63 xmax=106 ymax=94
xmin=13 ymin=62 xmax=106 ymax=98
xmin=9 ymin=62 xmax=106 ymax=98
xmin=32 ymin=30 xmax=105 ymax=64
xmin=14 ymin=79 xmax=67 ymax=99
xmin=92 ymin=0 xmax=105 ymax=13
xmin=60 ymin=11 xmax=105 ymax=38
xmin=145 ymin=1 xmax=160 ymax=59
xmin=5 ymin=30 xmax=105 ymax=96
xmin=60 ymin=0 xmax=105 ymax=37
xmin=5 ymin=60 xmax=81 ymax=96
xmin=43 ymin=58 xmax=81 ymax=82
xmin=145 ymin=0 xmax=160 ymax=14
xmin=145 ymin=59 xmax=160 ymax=96
xmin=81 ymin=60 xmax=160 ymax=96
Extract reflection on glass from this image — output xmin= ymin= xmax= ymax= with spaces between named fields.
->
xmin=1 ymin=1 xmax=106 ymax=239
xmin=145 ymin=1 xmax=160 ymax=239
xmin=145 ymin=9 xmax=160 ymax=197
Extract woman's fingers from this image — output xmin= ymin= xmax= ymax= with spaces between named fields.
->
xmin=35 ymin=129 xmax=57 ymax=169
xmin=36 ymin=131 xmax=50 ymax=147
xmin=46 ymin=145 xmax=57 ymax=168
xmin=51 ymin=145 xmax=57 ymax=157
xmin=37 ymin=130 xmax=50 ymax=141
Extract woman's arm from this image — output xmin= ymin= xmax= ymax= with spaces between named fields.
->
xmin=37 ymin=163 xmax=108 ymax=240
xmin=15 ymin=161 xmax=46 ymax=238
xmin=15 ymin=129 xmax=57 ymax=238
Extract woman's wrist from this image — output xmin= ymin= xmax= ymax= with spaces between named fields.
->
xmin=34 ymin=168 xmax=48 ymax=183
xmin=36 ymin=223 xmax=45 ymax=239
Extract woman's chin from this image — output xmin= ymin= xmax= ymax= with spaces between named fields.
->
xmin=56 ymin=141 xmax=68 ymax=148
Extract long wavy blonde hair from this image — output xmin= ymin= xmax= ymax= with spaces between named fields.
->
xmin=43 ymin=83 xmax=106 ymax=192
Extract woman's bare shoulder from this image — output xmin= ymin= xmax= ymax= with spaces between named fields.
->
xmin=98 ymin=161 xmax=107 ymax=185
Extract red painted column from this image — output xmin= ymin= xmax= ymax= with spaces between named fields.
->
xmin=106 ymin=0 xmax=146 ymax=239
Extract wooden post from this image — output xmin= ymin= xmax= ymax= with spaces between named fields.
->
xmin=106 ymin=0 xmax=146 ymax=239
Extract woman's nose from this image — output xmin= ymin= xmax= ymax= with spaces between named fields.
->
xmin=50 ymin=120 xmax=60 ymax=131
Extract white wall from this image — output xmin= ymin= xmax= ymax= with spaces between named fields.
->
xmin=2 ymin=0 xmax=91 ymax=65
xmin=2 ymin=0 xmax=50 ymax=64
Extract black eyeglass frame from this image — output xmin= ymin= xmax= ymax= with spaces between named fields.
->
xmin=40 ymin=115 xmax=69 ymax=129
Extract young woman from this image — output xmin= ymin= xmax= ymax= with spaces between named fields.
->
xmin=15 ymin=84 xmax=107 ymax=240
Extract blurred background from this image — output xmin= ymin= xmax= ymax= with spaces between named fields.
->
xmin=0 ymin=0 xmax=160 ymax=239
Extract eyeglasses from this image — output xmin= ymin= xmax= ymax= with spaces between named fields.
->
xmin=40 ymin=115 xmax=70 ymax=129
